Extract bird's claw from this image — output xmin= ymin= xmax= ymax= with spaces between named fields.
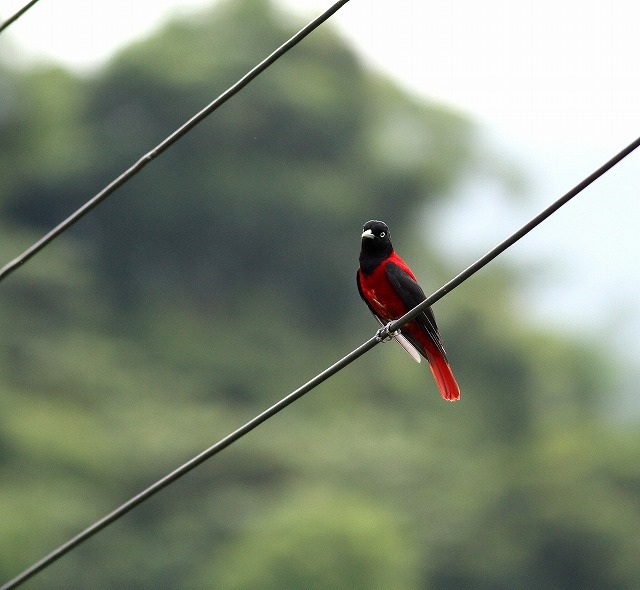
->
xmin=376 ymin=322 xmax=399 ymax=343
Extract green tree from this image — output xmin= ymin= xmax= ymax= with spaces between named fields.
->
xmin=0 ymin=0 xmax=638 ymax=588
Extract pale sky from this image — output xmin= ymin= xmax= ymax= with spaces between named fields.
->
xmin=3 ymin=0 xmax=638 ymax=145
xmin=2 ymin=0 xmax=640 ymax=362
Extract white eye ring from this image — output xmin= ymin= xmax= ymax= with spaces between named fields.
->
xmin=379 ymin=231 xmax=386 ymax=237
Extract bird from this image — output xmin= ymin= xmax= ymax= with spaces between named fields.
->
xmin=357 ymin=220 xmax=460 ymax=401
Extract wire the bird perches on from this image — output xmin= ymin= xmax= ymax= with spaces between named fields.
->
xmin=2 ymin=135 xmax=638 ymax=590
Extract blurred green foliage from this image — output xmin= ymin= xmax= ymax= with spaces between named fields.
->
xmin=0 ymin=0 xmax=638 ymax=588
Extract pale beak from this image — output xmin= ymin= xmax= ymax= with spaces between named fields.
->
xmin=361 ymin=229 xmax=374 ymax=239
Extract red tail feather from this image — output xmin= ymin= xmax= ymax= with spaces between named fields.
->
xmin=425 ymin=348 xmax=460 ymax=401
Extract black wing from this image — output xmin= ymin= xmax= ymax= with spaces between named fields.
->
xmin=385 ymin=261 xmax=449 ymax=360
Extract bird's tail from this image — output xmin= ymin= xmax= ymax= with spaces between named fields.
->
xmin=425 ymin=348 xmax=460 ymax=401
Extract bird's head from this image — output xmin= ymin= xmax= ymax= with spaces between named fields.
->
xmin=361 ymin=219 xmax=391 ymax=245
xmin=360 ymin=220 xmax=393 ymax=261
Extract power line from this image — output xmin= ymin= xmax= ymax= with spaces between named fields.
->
xmin=2 ymin=135 xmax=638 ymax=590
xmin=383 ymin=134 xmax=640 ymax=335
xmin=0 ymin=336 xmax=380 ymax=590
xmin=0 ymin=0 xmax=42 ymax=34
xmin=0 ymin=0 xmax=352 ymax=283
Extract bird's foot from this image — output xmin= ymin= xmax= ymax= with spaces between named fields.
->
xmin=375 ymin=322 xmax=400 ymax=343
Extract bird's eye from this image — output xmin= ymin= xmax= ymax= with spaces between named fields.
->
xmin=379 ymin=231 xmax=386 ymax=238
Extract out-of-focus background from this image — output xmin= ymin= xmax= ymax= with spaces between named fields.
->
xmin=1 ymin=0 xmax=639 ymax=588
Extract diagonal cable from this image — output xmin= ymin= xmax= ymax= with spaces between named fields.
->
xmin=2 ymin=134 xmax=638 ymax=590
xmin=0 ymin=0 xmax=352 ymax=283
xmin=0 ymin=0 xmax=43 ymax=34
xmin=383 ymin=134 xmax=640 ymax=335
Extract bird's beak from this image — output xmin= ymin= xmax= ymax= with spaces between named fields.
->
xmin=361 ymin=229 xmax=374 ymax=239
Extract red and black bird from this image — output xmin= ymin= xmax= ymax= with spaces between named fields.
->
xmin=357 ymin=220 xmax=460 ymax=401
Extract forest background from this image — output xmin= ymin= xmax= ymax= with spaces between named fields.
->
xmin=0 ymin=0 xmax=639 ymax=588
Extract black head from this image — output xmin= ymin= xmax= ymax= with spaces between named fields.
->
xmin=359 ymin=220 xmax=393 ymax=274
xmin=361 ymin=220 xmax=392 ymax=247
